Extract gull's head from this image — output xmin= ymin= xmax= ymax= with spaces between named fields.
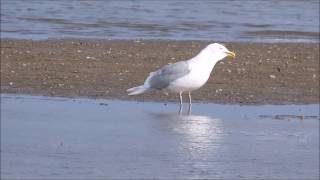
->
xmin=205 ymin=43 xmax=235 ymax=61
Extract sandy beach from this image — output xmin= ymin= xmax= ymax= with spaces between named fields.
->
xmin=1 ymin=39 xmax=319 ymax=104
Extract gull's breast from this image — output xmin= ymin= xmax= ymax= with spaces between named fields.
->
xmin=165 ymin=67 xmax=211 ymax=93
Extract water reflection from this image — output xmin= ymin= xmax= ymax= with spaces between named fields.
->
xmin=2 ymin=94 xmax=319 ymax=179
xmin=149 ymin=112 xmax=223 ymax=159
xmin=178 ymin=103 xmax=192 ymax=115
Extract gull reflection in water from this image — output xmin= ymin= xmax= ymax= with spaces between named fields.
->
xmin=149 ymin=112 xmax=223 ymax=159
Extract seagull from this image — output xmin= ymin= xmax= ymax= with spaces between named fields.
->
xmin=127 ymin=43 xmax=235 ymax=112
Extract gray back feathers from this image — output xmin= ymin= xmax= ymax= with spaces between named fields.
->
xmin=147 ymin=61 xmax=191 ymax=90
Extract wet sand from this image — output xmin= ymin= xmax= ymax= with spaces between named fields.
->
xmin=1 ymin=39 xmax=319 ymax=104
xmin=1 ymin=94 xmax=319 ymax=179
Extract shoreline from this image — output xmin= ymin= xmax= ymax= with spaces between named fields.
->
xmin=1 ymin=39 xmax=319 ymax=104
xmin=2 ymin=37 xmax=320 ymax=44
xmin=1 ymin=93 xmax=320 ymax=106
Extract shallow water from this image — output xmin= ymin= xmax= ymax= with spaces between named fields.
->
xmin=1 ymin=0 xmax=319 ymax=42
xmin=1 ymin=94 xmax=319 ymax=179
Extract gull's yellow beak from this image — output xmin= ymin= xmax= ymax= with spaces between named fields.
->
xmin=226 ymin=51 xmax=236 ymax=58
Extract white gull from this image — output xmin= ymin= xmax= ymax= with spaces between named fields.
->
xmin=127 ymin=43 xmax=235 ymax=111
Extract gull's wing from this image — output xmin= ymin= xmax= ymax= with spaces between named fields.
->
xmin=145 ymin=61 xmax=191 ymax=90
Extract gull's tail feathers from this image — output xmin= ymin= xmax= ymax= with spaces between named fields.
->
xmin=127 ymin=85 xmax=150 ymax=95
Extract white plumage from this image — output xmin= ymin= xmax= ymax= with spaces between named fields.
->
xmin=127 ymin=43 xmax=235 ymax=111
